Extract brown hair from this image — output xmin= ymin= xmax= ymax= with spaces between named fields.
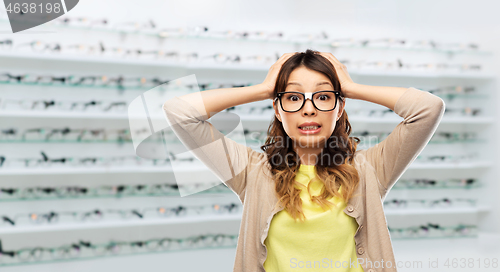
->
xmin=261 ymin=49 xmax=361 ymax=222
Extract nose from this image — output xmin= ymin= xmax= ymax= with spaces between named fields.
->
xmin=302 ymin=98 xmax=316 ymax=116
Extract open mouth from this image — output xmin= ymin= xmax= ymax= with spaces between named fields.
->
xmin=298 ymin=125 xmax=322 ymax=134
xmin=298 ymin=125 xmax=321 ymax=130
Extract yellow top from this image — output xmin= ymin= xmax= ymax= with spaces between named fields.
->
xmin=264 ymin=164 xmax=364 ymax=272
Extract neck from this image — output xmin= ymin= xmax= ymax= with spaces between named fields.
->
xmin=295 ymin=146 xmax=322 ymax=165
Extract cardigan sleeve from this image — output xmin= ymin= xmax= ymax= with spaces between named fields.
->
xmin=361 ymin=87 xmax=445 ymax=200
xmin=162 ymin=96 xmax=259 ymax=202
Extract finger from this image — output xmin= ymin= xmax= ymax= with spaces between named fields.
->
xmin=329 ymin=55 xmax=348 ymax=69
xmin=318 ymin=52 xmax=334 ymax=63
xmin=278 ymin=53 xmax=294 ymax=62
xmin=278 ymin=52 xmax=293 ymax=59
xmin=319 ymin=52 xmax=341 ymax=67
xmin=273 ymin=53 xmax=295 ymax=66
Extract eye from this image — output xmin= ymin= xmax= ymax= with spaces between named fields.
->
xmin=317 ymin=94 xmax=331 ymax=101
xmin=284 ymin=94 xmax=301 ymax=102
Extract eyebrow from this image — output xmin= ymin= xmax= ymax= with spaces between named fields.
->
xmin=286 ymin=81 xmax=333 ymax=87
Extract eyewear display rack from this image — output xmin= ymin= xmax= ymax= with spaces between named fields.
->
xmin=0 ymin=19 xmax=497 ymax=271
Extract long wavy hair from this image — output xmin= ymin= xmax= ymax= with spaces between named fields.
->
xmin=261 ymin=49 xmax=361 ymax=222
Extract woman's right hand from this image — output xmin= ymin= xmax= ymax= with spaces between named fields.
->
xmin=261 ymin=52 xmax=296 ymax=100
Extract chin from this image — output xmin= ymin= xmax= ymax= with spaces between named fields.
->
xmin=296 ymin=136 xmax=326 ymax=148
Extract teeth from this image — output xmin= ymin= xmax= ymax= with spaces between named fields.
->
xmin=300 ymin=126 xmax=319 ymax=130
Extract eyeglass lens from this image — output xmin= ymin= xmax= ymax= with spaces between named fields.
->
xmin=279 ymin=91 xmax=338 ymax=112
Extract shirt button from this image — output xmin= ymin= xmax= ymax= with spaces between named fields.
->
xmin=357 ymin=246 xmax=364 ymax=255
xmin=347 ymin=205 xmax=354 ymax=212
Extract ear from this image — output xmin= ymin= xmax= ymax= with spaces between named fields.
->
xmin=273 ymin=99 xmax=282 ymax=122
xmin=337 ymin=99 xmax=346 ymax=120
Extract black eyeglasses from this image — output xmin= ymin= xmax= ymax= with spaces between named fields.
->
xmin=274 ymin=90 xmax=343 ymax=112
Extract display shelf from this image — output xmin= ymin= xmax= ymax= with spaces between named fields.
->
xmin=0 ymin=81 xmax=493 ymax=100
xmin=0 ymin=191 xmax=234 ymax=203
xmin=0 ymin=111 xmax=494 ymax=125
xmin=1 ymin=233 xmax=496 ymax=270
xmin=392 ymin=231 xmax=500 ymax=272
xmin=0 ymin=138 xmax=485 ymax=145
xmin=407 ymin=161 xmax=493 ymax=169
xmin=384 ymin=205 xmax=491 ymax=216
xmin=0 ymin=213 xmax=242 ymax=235
xmin=0 ymin=160 xmax=492 ymax=176
xmin=390 ymin=232 xmax=479 ymax=241
xmin=391 ymin=184 xmax=482 ymax=190
xmin=0 ymin=139 xmax=158 ymax=144
xmin=0 ymin=52 xmax=495 ymax=78
xmin=0 ymin=111 xmax=129 ymax=119
xmin=427 ymin=139 xmax=485 ymax=145
xmin=0 ymin=19 xmax=493 ymax=56
xmin=0 ymin=243 xmax=238 ymax=268
xmin=0 ymin=164 xmax=208 ymax=176
xmin=0 ymin=51 xmax=268 ymax=70
xmin=1 ymin=182 xmax=486 ymax=203
xmin=0 ymin=81 xmax=158 ymax=92
xmin=0 ymin=16 xmax=496 ymax=272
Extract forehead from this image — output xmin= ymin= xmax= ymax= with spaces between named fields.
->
xmin=286 ymin=67 xmax=332 ymax=88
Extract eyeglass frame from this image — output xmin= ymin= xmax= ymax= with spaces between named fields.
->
xmin=274 ymin=90 xmax=344 ymax=113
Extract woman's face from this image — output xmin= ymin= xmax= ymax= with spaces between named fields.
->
xmin=273 ymin=66 xmax=345 ymax=150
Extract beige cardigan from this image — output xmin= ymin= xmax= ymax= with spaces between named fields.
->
xmin=163 ymin=87 xmax=445 ymax=272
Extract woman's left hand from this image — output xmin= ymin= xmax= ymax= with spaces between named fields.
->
xmin=318 ymin=52 xmax=356 ymax=98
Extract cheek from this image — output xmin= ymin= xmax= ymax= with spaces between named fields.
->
xmin=321 ymin=115 xmax=337 ymax=133
xmin=281 ymin=120 xmax=294 ymax=134
xmin=281 ymin=114 xmax=297 ymax=134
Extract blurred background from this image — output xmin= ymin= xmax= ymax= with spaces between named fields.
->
xmin=0 ymin=0 xmax=499 ymax=271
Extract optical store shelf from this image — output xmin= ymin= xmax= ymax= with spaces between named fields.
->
xmin=0 ymin=233 xmax=496 ymax=270
xmin=0 ymin=17 xmax=494 ymax=55
xmin=0 ymin=192 xmax=236 ymax=202
xmin=0 ymin=207 xmax=491 ymax=237
xmin=0 ymin=19 xmax=491 ymax=54
xmin=0 ymin=161 xmax=493 ymax=176
xmin=0 ymin=164 xmax=219 ymax=176
xmin=0 ymin=28 xmax=496 ymax=270
xmin=0 ymin=111 xmax=494 ymax=125
xmin=0 ymin=82 xmax=494 ymax=100
xmin=0 ymin=52 xmax=495 ymax=79
xmin=384 ymin=205 xmax=491 ymax=216
xmin=392 ymin=232 xmax=500 ymax=270
xmin=0 ymin=139 xmax=487 ymax=145
xmin=0 ymin=187 xmax=485 ymax=203
xmin=0 ymin=213 xmax=242 ymax=235
xmin=0 ymin=234 xmax=496 ymax=270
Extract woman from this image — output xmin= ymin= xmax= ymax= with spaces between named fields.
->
xmin=163 ymin=49 xmax=445 ymax=272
